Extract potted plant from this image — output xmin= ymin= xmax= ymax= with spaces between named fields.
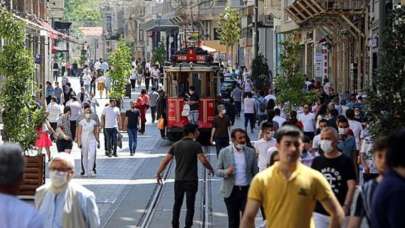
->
xmin=109 ymin=40 xmax=132 ymax=130
xmin=0 ymin=7 xmax=46 ymax=197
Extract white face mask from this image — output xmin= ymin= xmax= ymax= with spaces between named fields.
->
xmin=85 ymin=113 xmax=91 ymax=119
xmin=235 ymin=143 xmax=245 ymax=150
xmin=320 ymin=140 xmax=334 ymax=154
xmin=221 ymin=110 xmax=226 ymax=115
xmin=49 ymin=170 xmax=68 ymax=188
xmin=338 ymin=128 xmax=346 ymax=135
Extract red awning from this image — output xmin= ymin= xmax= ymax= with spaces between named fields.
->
xmin=38 ymin=20 xmax=63 ymax=40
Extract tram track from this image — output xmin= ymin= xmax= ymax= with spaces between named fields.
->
xmin=137 ymin=146 xmax=213 ymax=228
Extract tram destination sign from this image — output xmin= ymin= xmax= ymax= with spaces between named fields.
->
xmin=174 ymin=48 xmax=213 ymax=64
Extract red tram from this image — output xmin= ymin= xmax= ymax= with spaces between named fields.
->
xmin=164 ymin=47 xmax=220 ymax=142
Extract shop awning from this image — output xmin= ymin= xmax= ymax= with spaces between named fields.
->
xmin=200 ymin=40 xmax=227 ymax=53
xmin=200 ymin=45 xmax=217 ymax=53
xmin=38 ymin=20 xmax=63 ymax=40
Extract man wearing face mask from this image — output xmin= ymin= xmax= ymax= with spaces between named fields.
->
xmin=311 ymin=127 xmax=357 ymax=227
xmin=253 ymin=121 xmax=276 ymax=172
xmin=336 ymin=116 xmax=357 ymax=162
xmin=211 ymin=104 xmax=231 ymax=156
xmin=217 ymin=128 xmax=258 ymax=228
xmin=35 ymin=153 xmax=100 ymax=228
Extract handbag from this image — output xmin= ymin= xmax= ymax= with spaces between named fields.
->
xmin=157 ymin=116 xmax=165 ymax=130
xmin=117 ymin=131 xmax=123 ymax=148
xmin=182 ymin=103 xmax=190 ymax=117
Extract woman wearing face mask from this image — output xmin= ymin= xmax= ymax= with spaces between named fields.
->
xmin=35 ymin=153 xmax=100 ymax=227
xmin=77 ymin=109 xmax=99 ymax=177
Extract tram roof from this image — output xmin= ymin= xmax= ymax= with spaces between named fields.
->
xmin=164 ymin=63 xmax=219 ymax=72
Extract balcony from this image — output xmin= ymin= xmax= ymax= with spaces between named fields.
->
xmin=285 ymin=0 xmax=366 ymax=25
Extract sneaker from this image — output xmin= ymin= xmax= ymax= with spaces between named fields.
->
xmin=93 ymin=169 xmax=97 ymax=174
xmin=113 ymin=153 xmax=118 ymax=157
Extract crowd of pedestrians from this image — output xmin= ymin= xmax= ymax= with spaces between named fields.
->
xmin=154 ymin=67 xmax=405 ymax=228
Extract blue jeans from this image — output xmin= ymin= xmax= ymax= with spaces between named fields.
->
xmin=105 ymin=128 xmax=117 ymax=155
xmin=128 ymin=128 xmax=138 ymax=154
xmin=188 ymin=110 xmax=199 ymax=125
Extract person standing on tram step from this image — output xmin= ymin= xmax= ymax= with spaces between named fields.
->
xmin=185 ymin=86 xmax=200 ymax=125
xmin=217 ymin=128 xmax=258 ymax=228
xmin=156 ymin=124 xmax=214 ymax=228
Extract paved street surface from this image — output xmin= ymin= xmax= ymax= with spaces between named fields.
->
xmin=16 ymin=77 xmax=264 ymax=227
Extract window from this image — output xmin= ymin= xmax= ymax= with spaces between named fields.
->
xmin=139 ymin=29 xmax=144 ymax=42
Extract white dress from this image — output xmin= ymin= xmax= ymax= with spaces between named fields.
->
xmin=79 ymin=119 xmax=97 ymax=176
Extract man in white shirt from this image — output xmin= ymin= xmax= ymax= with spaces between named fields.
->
xmin=67 ymin=97 xmax=82 ymax=141
xmin=101 ymin=99 xmax=121 ymax=157
xmin=264 ymin=89 xmax=276 ymax=103
xmin=243 ymin=92 xmax=256 ymax=133
xmin=217 ymin=129 xmax=258 ymax=228
xmin=254 ymin=122 xmax=277 ymax=171
xmin=312 ymin=119 xmax=328 ymax=151
xmin=346 ymin=109 xmax=363 ymax=150
xmin=298 ymin=104 xmax=316 ymax=140
xmin=47 ymin=97 xmax=62 ymax=139
xmin=0 ymin=144 xmax=44 ymax=228
xmin=35 ymin=153 xmax=100 ymax=228
xmin=272 ymin=108 xmax=286 ymax=127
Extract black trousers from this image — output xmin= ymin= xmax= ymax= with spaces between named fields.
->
xmin=172 ymin=180 xmax=198 ymax=228
xmin=244 ymin=113 xmax=255 ymax=131
xmin=150 ymin=106 xmax=157 ymax=122
xmin=214 ymin=137 xmax=229 ymax=157
xmin=130 ymin=79 xmax=136 ymax=89
xmin=304 ymin=131 xmax=315 ymax=140
xmin=49 ymin=122 xmax=57 ymax=141
xmin=224 ymin=186 xmax=249 ymax=228
xmin=145 ymin=78 xmax=150 ymax=91
xmin=70 ymin=120 xmax=77 ymax=140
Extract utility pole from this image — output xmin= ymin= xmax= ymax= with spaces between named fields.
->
xmin=253 ymin=0 xmax=259 ymax=59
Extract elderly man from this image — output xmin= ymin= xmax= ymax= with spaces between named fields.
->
xmin=35 ymin=153 xmax=100 ymax=228
xmin=0 ymin=144 xmax=44 ymax=228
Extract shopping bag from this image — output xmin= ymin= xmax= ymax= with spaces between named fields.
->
xmin=117 ymin=131 xmax=123 ymax=148
xmin=157 ymin=116 xmax=165 ymax=129
xmin=181 ymin=104 xmax=190 ymax=117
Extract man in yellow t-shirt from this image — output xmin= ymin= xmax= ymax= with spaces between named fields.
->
xmin=241 ymin=125 xmax=344 ymax=228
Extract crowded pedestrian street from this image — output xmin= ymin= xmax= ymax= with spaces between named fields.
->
xmin=1 ymin=1 xmax=405 ymax=228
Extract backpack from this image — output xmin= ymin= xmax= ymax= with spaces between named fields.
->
xmin=258 ymin=99 xmax=266 ymax=113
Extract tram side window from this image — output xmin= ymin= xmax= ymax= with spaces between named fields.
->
xmin=191 ymin=73 xmax=201 ymax=97
xmin=177 ymin=72 xmax=189 ymax=97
